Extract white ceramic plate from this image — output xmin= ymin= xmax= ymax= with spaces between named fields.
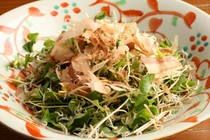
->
xmin=0 ymin=0 xmax=210 ymax=140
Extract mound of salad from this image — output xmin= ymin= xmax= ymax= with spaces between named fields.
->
xmin=10 ymin=17 xmax=201 ymax=138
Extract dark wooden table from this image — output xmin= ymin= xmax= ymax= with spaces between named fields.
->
xmin=0 ymin=0 xmax=210 ymax=140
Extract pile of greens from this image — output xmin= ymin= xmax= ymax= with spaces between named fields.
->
xmin=10 ymin=31 xmax=201 ymax=138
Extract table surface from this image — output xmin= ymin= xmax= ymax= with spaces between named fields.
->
xmin=0 ymin=0 xmax=210 ymax=140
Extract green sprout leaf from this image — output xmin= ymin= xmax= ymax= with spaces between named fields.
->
xmin=134 ymin=95 xmax=150 ymax=112
xmin=23 ymin=42 xmax=34 ymax=53
xmin=44 ymin=39 xmax=55 ymax=47
xmin=41 ymin=109 xmax=57 ymax=124
xmin=101 ymin=127 xmax=117 ymax=138
xmin=68 ymin=99 xmax=79 ymax=113
xmin=11 ymin=55 xmax=25 ymax=68
xmin=71 ymin=112 xmax=91 ymax=128
xmin=24 ymin=54 xmax=34 ymax=67
xmin=43 ymin=91 xmax=62 ymax=103
xmin=27 ymin=33 xmax=39 ymax=42
xmin=149 ymin=105 xmax=159 ymax=116
xmin=116 ymin=39 xmax=120 ymax=48
xmin=115 ymin=58 xmax=126 ymax=70
xmin=44 ymin=72 xmax=59 ymax=82
xmin=172 ymin=75 xmax=186 ymax=90
xmin=87 ymin=91 xmax=103 ymax=101
xmin=26 ymin=88 xmax=42 ymax=100
xmin=131 ymin=58 xmax=140 ymax=70
xmin=159 ymin=38 xmax=172 ymax=48
xmin=139 ymin=74 xmax=155 ymax=95
xmin=83 ymin=28 xmax=87 ymax=33
xmin=95 ymin=11 xmax=106 ymax=20
xmin=23 ymin=33 xmax=39 ymax=53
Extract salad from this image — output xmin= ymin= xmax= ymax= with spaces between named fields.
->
xmin=10 ymin=17 xmax=201 ymax=138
